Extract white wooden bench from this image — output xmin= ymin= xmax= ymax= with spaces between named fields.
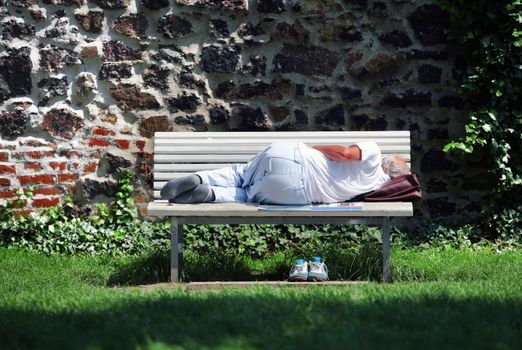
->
xmin=147 ymin=131 xmax=413 ymax=283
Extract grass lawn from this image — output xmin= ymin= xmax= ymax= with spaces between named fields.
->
xmin=1 ymin=247 xmax=521 ymax=350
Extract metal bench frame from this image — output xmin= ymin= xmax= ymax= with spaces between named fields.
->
xmin=147 ymin=131 xmax=413 ymax=283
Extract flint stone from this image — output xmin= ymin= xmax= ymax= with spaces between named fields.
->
xmin=408 ymin=4 xmax=449 ymax=46
xmin=209 ymin=19 xmax=229 ymax=38
xmin=157 ymin=14 xmax=192 ymax=39
xmin=238 ymin=23 xmax=266 ymax=37
xmin=178 ymin=69 xmax=206 ymax=89
xmin=0 ymin=111 xmax=30 ymax=139
xmin=75 ymin=11 xmax=104 ymax=33
xmin=152 ymin=48 xmax=184 ymax=64
xmin=30 ymin=10 xmax=46 ymax=22
xmin=1 ymin=19 xmax=35 ymax=40
xmin=316 ymin=105 xmax=345 ymax=126
xmin=37 ymin=76 xmax=68 ymax=97
xmin=43 ymin=0 xmax=83 ymax=5
xmin=89 ymin=0 xmax=130 ymax=9
xmin=426 ymin=197 xmax=456 ymax=218
xmin=270 ymin=106 xmax=290 ymax=122
xmin=378 ymin=30 xmax=412 ymax=48
xmin=381 ymin=89 xmax=431 ymax=108
xmin=40 ymin=45 xmax=82 ymax=71
xmin=200 ymin=45 xmax=240 ymax=73
xmin=176 ymin=0 xmax=248 ymax=12
xmin=82 ymin=178 xmax=118 ymax=199
xmin=209 ymin=106 xmax=230 ymax=124
xmin=167 ymin=94 xmax=201 ymax=113
xmin=102 ymin=41 xmax=142 ymax=62
xmin=0 ymin=47 xmax=32 ymax=100
xmin=294 ymin=109 xmax=308 ymax=125
xmin=275 ymin=21 xmax=309 ymax=43
xmin=12 ymin=0 xmax=38 ymax=7
xmin=139 ymin=115 xmax=171 ymax=138
xmin=42 ymin=108 xmax=84 ymax=140
xmin=452 ymin=56 xmax=468 ymax=81
xmin=418 ymin=64 xmax=441 ymax=84
xmin=81 ymin=46 xmax=98 ymax=58
xmin=73 ymin=72 xmax=97 ymax=105
xmin=368 ymin=1 xmax=387 ymax=17
xmin=236 ymin=106 xmax=269 ymax=130
xmin=140 ymin=0 xmax=169 ymax=9
xmin=114 ymin=13 xmax=148 ymax=38
xmin=241 ymin=55 xmax=267 ymax=76
xmin=110 ymin=84 xmax=160 ymax=111
xmin=339 ymin=86 xmax=362 ymax=101
xmin=345 ymin=0 xmax=367 ymax=7
xmin=438 ymin=95 xmax=464 ymax=109
xmin=257 ymin=0 xmax=285 ymax=13
xmin=406 ymin=50 xmax=448 ymax=61
xmin=421 ymin=149 xmax=460 ymax=172
xmin=320 ymin=25 xmax=363 ymax=43
xmin=143 ymin=65 xmax=170 ymax=91
xmin=98 ymin=62 xmax=132 ymax=80
xmin=357 ymin=52 xmax=395 ymax=77
xmin=106 ymin=153 xmax=132 ymax=175
xmin=175 ymin=114 xmax=206 ymax=126
xmin=215 ymin=80 xmax=286 ymax=100
xmin=273 ymin=45 xmax=340 ymax=76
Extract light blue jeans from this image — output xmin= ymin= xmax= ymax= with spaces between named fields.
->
xmin=196 ymin=141 xmax=309 ymax=205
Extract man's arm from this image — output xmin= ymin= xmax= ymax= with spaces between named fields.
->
xmin=311 ymin=145 xmax=362 ymax=161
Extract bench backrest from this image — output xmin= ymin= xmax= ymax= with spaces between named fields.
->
xmin=153 ymin=131 xmax=411 ymax=200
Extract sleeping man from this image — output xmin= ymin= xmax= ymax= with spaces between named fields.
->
xmin=160 ymin=141 xmax=410 ymax=205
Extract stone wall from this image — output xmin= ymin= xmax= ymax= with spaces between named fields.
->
xmin=0 ymin=0 xmax=483 ymax=219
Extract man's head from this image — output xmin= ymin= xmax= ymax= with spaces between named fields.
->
xmin=382 ymin=155 xmax=410 ymax=178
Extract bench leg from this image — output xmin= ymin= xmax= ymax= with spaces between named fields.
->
xmin=382 ymin=217 xmax=391 ymax=283
xmin=170 ymin=218 xmax=184 ymax=283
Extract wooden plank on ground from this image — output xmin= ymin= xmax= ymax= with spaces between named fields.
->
xmin=135 ymin=280 xmax=368 ymax=291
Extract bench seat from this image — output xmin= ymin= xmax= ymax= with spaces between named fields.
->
xmin=146 ymin=131 xmax=414 ymax=284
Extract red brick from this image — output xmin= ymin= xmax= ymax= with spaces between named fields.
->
xmin=32 ymin=197 xmax=60 ymax=208
xmin=89 ymin=138 xmax=109 ymax=147
xmin=135 ymin=140 xmax=146 ymax=151
xmin=92 ymin=127 xmax=116 ymax=136
xmin=18 ymin=175 xmax=56 ymax=186
xmin=0 ymin=190 xmax=17 ymax=199
xmin=58 ymin=173 xmax=77 ymax=183
xmin=15 ymin=209 xmax=32 ymax=218
xmin=49 ymin=162 xmax=67 ymax=171
xmin=18 ymin=151 xmax=55 ymax=160
xmin=32 ymin=187 xmax=63 ymax=196
xmin=0 ymin=152 xmax=8 ymax=162
xmin=0 ymin=164 xmax=16 ymax=174
xmin=0 ymin=178 xmax=10 ymax=186
xmin=115 ymin=139 xmax=130 ymax=149
xmin=24 ymin=163 xmax=42 ymax=171
xmin=67 ymin=150 xmax=82 ymax=158
xmin=83 ymin=162 xmax=98 ymax=173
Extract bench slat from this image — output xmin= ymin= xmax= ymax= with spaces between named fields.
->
xmin=154 ymin=139 xmax=410 ymax=146
xmin=154 ymin=131 xmax=411 ymax=139
xmin=154 ymin=144 xmax=410 ymax=155
xmin=147 ymin=202 xmax=413 ymax=217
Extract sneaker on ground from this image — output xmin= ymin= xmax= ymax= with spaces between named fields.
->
xmin=307 ymin=256 xmax=328 ymax=282
xmin=288 ymin=259 xmax=308 ymax=282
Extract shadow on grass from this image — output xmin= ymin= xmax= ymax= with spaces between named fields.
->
xmin=107 ymin=241 xmax=383 ymax=286
xmin=1 ymin=292 xmax=521 ymax=350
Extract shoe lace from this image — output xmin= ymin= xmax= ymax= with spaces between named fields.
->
xmin=310 ymin=262 xmax=325 ymax=272
xmin=291 ymin=264 xmax=307 ymax=274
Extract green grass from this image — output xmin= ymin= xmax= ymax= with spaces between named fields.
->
xmin=1 ymin=247 xmax=521 ymax=350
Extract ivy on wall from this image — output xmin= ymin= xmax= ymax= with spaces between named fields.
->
xmin=440 ymin=0 xmax=522 ymax=235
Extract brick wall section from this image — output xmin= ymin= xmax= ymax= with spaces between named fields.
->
xmin=0 ymin=0 xmax=484 ymax=220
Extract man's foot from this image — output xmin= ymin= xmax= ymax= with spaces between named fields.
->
xmin=307 ymin=257 xmax=328 ymax=282
xmin=288 ymin=259 xmax=308 ymax=282
xmin=169 ymin=184 xmax=215 ymax=203
xmin=160 ymin=175 xmax=201 ymax=200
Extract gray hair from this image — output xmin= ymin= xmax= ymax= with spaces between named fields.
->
xmin=382 ymin=155 xmax=410 ymax=178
